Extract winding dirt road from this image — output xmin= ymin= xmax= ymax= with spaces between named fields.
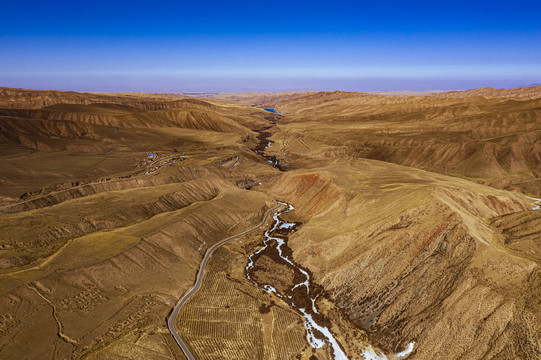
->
xmin=297 ymin=138 xmax=311 ymax=153
xmin=167 ymin=202 xmax=283 ymax=360
xmin=228 ymin=155 xmax=240 ymax=171
xmin=148 ymin=153 xmax=185 ymax=167
xmin=280 ymin=141 xmax=289 ymax=163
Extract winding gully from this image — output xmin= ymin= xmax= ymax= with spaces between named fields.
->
xmin=250 ymin=112 xmax=352 ymax=357
xmin=170 ymin=109 xmax=414 ymax=359
xmin=245 ymin=203 xmax=415 ymax=360
xmin=245 ymin=202 xmax=349 ymax=359
xmin=253 ymin=109 xmax=286 ymax=171
xmin=247 ymin=112 xmax=414 ymax=359
xmin=246 ymin=111 xmax=414 ymax=359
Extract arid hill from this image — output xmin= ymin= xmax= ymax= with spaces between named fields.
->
xmin=225 ymin=87 xmax=541 ymax=196
xmin=0 ymin=86 xmax=539 ymax=360
xmin=435 ymin=85 xmax=541 ymax=99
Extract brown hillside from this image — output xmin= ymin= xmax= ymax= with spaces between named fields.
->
xmin=0 ymin=86 xmax=539 ymax=360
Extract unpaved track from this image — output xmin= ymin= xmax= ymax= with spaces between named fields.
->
xmin=167 ymin=202 xmax=283 ymax=360
xmin=228 ymin=155 xmax=240 ymax=171
xmin=0 ymin=153 xmax=186 ymax=214
xmin=297 ymin=138 xmax=311 ymax=153
xmin=280 ymin=141 xmax=289 ymax=163
xmin=148 ymin=153 xmax=185 ymax=167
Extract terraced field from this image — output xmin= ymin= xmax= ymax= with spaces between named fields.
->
xmin=176 ymin=244 xmax=308 ymax=360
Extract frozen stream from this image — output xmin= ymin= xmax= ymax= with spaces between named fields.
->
xmin=250 ymin=119 xmax=413 ymax=358
xmin=245 ymin=202 xmax=414 ymax=359
xmin=526 ymin=196 xmax=541 ymax=210
xmin=246 ymin=202 xmax=348 ymax=359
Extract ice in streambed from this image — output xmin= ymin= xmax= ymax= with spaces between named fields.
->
xmin=262 ymin=284 xmax=279 ymax=295
xmin=525 ymin=196 xmax=541 ymax=210
xmin=248 ymin=202 xmax=415 ymax=360
xmin=360 ymin=342 xmax=415 ymax=360
xmin=311 ymin=297 xmax=319 ymax=313
xmin=247 ymin=202 xmax=349 ymax=358
xmin=396 ymin=342 xmax=415 ymax=358
xmin=292 ymin=279 xmax=309 ymax=291
xmin=361 ymin=345 xmax=387 ymax=360
xmin=302 ymin=310 xmax=348 ymax=360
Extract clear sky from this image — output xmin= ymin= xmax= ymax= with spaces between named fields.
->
xmin=1 ymin=0 xmax=540 ymax=92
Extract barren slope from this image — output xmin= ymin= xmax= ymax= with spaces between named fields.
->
xmin=260 ymin=87 xmax=541 ymax=196
xmin=264 ymin=160 xmax=539 ymax=359
xmin=0 ymin=86 xmax=539 ymax=360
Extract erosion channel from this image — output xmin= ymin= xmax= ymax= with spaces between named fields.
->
xmin=243 ymin=110 xmax=414 ymax=359
xmin=255 ymin=109 xmax=285 ymax=171
xmin=246 ymin=202 xmax=349 ymax=359
xmin=172 ymin=108 xmax=414 ymax=359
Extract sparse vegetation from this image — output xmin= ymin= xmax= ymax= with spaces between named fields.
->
xmin=0 ymin=86 xmax=540 ymax=359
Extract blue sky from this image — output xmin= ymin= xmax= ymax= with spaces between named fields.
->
xmin=1 ymin=0 xmax=540 ymax=92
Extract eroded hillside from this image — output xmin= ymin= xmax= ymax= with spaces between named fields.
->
xmin=0 ymin=87 xmax=539 ymax=360
xmin=222 ymin=87 xmax=541 ymax=196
